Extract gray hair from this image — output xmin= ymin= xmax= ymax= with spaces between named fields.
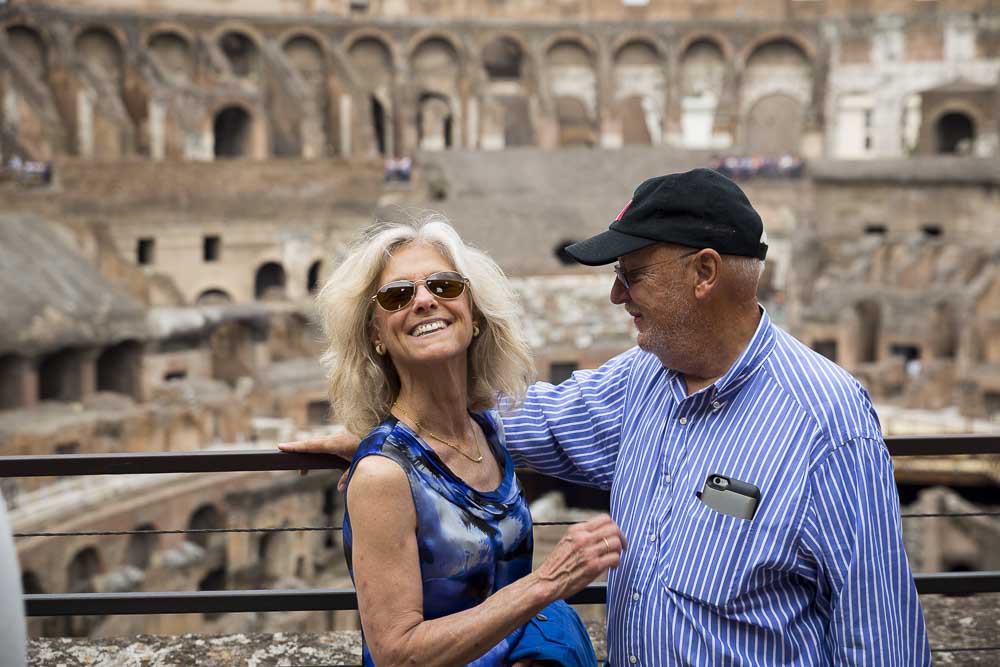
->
xmin=723 ymin=255 xmax=765 ymax=300
xmin=317 ymin=215 xmax=534 ymax=436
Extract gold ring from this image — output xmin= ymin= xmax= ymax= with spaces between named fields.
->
xmin=601 ymin=536 xmax=611 ymax=555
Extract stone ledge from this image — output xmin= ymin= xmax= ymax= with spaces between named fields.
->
xmin=27 ymin=594 xmax=1000 ymax=665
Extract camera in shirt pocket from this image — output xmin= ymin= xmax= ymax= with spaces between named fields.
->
xmin=696 ymin=473 xmax=760 ymax=520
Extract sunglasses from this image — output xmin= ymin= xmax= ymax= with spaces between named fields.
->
xmin=371 ymin=271 xmax=470 ymax=311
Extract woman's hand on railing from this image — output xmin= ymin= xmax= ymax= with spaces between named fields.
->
xmin=278 ymin=432 xmax=361 ymax=489
xmin=532 ymin=514 xmax=626 ymax=601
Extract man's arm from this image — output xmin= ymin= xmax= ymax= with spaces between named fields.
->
xmin=799 ymin=437 xmax=931 ymax=665
xmin=501 ymin=347 xmax=639 ymax=490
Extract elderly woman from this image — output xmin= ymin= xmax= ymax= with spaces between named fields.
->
xmin=299 ymin=217 xmax=623 ymax=667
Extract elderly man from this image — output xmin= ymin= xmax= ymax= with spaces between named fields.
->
xmin=286 ymin=169 xmax=930 ymax=665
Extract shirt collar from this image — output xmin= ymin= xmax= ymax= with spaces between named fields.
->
xmin=666 ymin=306 xmax=776 ymax=402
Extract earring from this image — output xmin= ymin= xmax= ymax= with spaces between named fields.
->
xmin=375 ymin=342 xmax=386 ymax=355
xmin=472 ymin=323 xmax=480 ymax=338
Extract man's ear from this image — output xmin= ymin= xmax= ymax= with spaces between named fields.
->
xmin=693 ymin=249 xmax=721 ymax=300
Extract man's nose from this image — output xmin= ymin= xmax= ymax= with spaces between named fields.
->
xmin=610 ymin=279 xmax=629 ymax=305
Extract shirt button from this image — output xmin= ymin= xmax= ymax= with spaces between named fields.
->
xmin=679 ymin=416 xmax=688 ymax=425
xmin=632 ymin=591 xmax=641 ymax=602
xmin=712 ymin=401 xmax=722 ymax=410
xmin=630 ymin=656 xmax=638 ymax=664
xmin=649 ymin=533 xmax=657 ymax=542
xmin=664 ymin=473 xmax=672 ymax=484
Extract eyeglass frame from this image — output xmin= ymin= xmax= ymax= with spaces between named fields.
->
xmin=613 ymin=249 xmax=700 ymax=290
xmin=369 ymin=271 xmax=471 ymax=312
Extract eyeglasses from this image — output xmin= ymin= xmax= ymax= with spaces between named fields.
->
xmin=371 ymin=271 xmax=470 ymax=311
xmin=613 ymin=250 xmax=699 ymax=290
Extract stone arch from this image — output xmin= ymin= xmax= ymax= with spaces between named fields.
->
xmin=38 ymin=348 xmax=86 ymax=402
xmin=214 ymin=26 xmax=261 ymax=79
xmin=196 ymin=288 xmax=233 ymax=304
xmin=411 ymin=35 xmax=462 ymax=94
xmin=0 ymin=353 xmax=26 ymax=411
xmin=307 ymin=260 xmax=323 ymax=294
xmin=347 ymin=34 xmax=396 ymax=156
xmin=679 ymin=37 xmax=727 ymax=148
xmin=482 ymin=34 xmax=527 ymax=81
xmin=212 ymin=104 xmax=253 ymax=158
xmin=255 ymin=261 xmax=287 ymax=300
xmin=187 ymin=503 xmax=225 ymax=550
xmin=96 ymin=339 xmax=142 ymax=400
xmin=6 ymin=24 xmax=47 ymax=79
xmin=418 ymin=92 xmax=455 ymax=150
xmin=65 ymin=546 xmax=104 ymax=636
xmin=676 ymin=31 xmax=735 ymax=65
xmin=934 ymin=110 xmax=976 ymax=154
xmin=282 ymin=32 xmax=327 ymax=84
xmin=545 ymin=38 xmax=597 ymax=143
xmin=74 ymin=26 xmax=124 ymax=84
xmin=541 ymin=32 xmax=598 ymax=63
xmin=741 ymin=37 xmax=812 ymax=114
xmin=406 ymin=29 xmax=465 ymax=69
xmin=613 ymin=38 xmax=665 ymax=146
xmin=745 ymin=94 xmax=804 ymax=156
xmin=126 ymin=523 xmax=159 ymax=570
xmin=740 ymin=32 xmax=816 ymax=70
xmin=146 ymin=28 xmax=194 ymax=83
xmin=344 ymin=28 xmax=399 ymax=71
xmin=855 ymin=300 xmax=881 ymax=364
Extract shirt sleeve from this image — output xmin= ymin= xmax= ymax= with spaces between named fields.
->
xmin=799 ymin=436 xmax=931 ymax=665
xmin=499 ymin=347 xmax=638 ymax=490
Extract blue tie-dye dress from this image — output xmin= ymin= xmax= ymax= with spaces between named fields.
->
xmin=343 ymin=411 xmax=534 ymax=667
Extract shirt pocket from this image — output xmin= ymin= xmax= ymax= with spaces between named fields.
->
xmin=660 ymin=493 xmax=756 ymax=608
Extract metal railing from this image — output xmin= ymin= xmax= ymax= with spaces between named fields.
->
xmin=4 ymin=433 xmax=1000 ymax=619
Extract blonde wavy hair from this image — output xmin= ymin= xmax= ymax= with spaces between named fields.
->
xmin=317 ymin=215 xmax=535 ymax=436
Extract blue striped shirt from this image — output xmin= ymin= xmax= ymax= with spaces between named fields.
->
xmin=503 ymin=309 xmax=931 ymax=666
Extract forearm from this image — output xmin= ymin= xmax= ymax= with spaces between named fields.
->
xmin=370 ymin=572 xmax=557 ymax=667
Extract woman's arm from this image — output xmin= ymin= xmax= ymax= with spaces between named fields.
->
xmin=348 ymin=455 xmax=623 ymax=667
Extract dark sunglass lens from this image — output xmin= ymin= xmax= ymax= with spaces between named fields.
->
xmin=377 ymin=284 xmax=415 ymax=310
xmin=426 ymin=279 xmax=465 ymax=298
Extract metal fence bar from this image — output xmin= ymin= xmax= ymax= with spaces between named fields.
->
xmin=2 ymin=433 xmax=998 ymax=478
xmin=24 ymin=583 xmax=609 ymax=616
xmin=22 ymin=572 xmax=1000 ymax=617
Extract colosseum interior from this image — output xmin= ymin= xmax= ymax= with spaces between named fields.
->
xmin=1 ymin=0 xmax=999 ymax=657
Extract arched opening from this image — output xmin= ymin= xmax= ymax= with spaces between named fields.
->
xmin=412 ymin=37 xmax=460 ymax=85
xmin=680 ymin=38 xmax=726 ymax=148
xmin=126 ymin=523 xmax=159 ymax=570
xmin=257 ymin=526 xmax=291 ymax=583
xmin=371 ymin=95 xmax=387 ymax=156
xmin=65 ymin=546 xmax=104 ymax=636
xmin=7 ymin=25 xmax=47 ymax=79
xmin=96 ymin=340 xmax=142 ymax=400
xmin=613 ymin=41 xmax=662 ymax=146
xmin=555 ymin=96 xmax=594 ymax=147
xmin=283 ymin=34 xmax=325 ymax=85
xmin=213 ymin=106 xmax=251 ymax=158
xmin=187 ymin=503 xmax=225 ymax=550
xmin=483 ymin=37 xmax=523 ymax=80
xmin=745 ymin=94 xmax=804 ymax=156
xmin=148 ymin=31 xmax=194 ymax=82
xmin=307 ymin=261 xmax=323 ymax=293
xmin=418 ymin=94 xmax=453 ymax=151
xmin=0 ymin=354 xmax=25 ymax=411
xmin=38 ymin=348 xmax=84 ymax=402
xmin=935 ymin=112 xmax=975 ymax=154
xmin=218 ymin=30 xmax=257 ymax=78
xmin=75 ymin=27 xmax=123 ymax=84
xmin=856 ymin=301 xmax=881 ymax=364
xmin=198 ymin=567 xmax=228 ymax=620
xmin=197 ymin=289 xmax=233 ymax=305
xmin=254 ymin=262 xmax=287 ymax=300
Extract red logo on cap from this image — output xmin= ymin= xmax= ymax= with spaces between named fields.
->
xmin=615 ymin=198 xmax=633 ymax=222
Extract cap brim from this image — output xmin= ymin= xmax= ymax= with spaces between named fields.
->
xmin=564 ymin=229 xmax=656 ymax=266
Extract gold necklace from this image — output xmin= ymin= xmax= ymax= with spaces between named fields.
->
xmin=392 ymin=403 xmax=484 ymax=463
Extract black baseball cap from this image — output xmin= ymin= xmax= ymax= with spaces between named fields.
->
xmin=565 ymin=168 xmax=768 ymax=266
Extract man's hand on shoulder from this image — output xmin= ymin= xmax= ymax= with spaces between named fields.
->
xmin=278 ymin=431 xmax=362 ymax=489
